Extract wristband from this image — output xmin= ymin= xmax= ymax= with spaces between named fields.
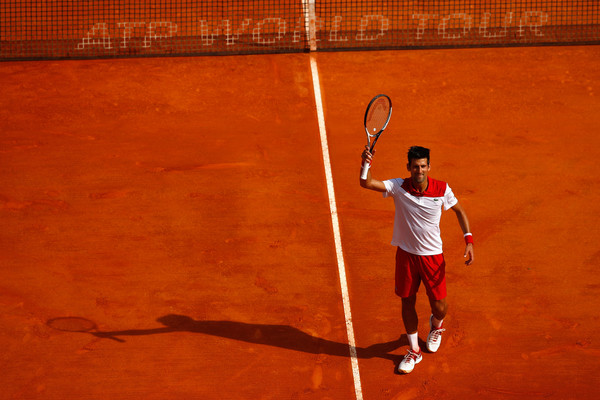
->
xmin=464 ymin=233 xmax=473 ymax=245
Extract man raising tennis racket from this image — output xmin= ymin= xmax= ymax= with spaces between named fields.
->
xmin=360 ymin=145 xmax=474 ymax=374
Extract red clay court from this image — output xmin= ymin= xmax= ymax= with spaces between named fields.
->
xmin=1 ymin=2 xmax=600 ymax=399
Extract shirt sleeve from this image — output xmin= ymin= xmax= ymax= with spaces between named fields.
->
xmin=382 ymin=178 xmax=401 ymax=198
xmin=443 ymin=184 xmax=459 ymax=210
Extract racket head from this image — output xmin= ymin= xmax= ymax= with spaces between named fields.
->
xmin=47 ymin=317 xmax=97 ymax=332
xmin=364 ymin=94 xmax=392 ymax=140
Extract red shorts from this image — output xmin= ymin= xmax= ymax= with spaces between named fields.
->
xmin=395 ymin=247 xmax=447 ymax=300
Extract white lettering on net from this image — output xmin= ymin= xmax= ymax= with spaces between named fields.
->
xmin=438 ymin=13 xmax=473 ymax=39
xmin=218 ymin=20 xmax=234 ymax=45
xmin=293 ymin=16 xmax=304 ymax=43
xmin=143 ymin=22 xmax=177 ymax=48
xmin=200 ymin=19 xmax=251 ymax=46
xmin=479 ymin=12 xmax=513 ymax=38
xmin=253 ymin=18 xmax=287 ymax=44
xmin=77 ymin=23 xmax=112 ymax=49
xmin=199 ymin=20 xmax=215 ymax=45
xmin=412 ymin=14 xmax=438 ymax=40
xmin=118 ymin=22 xmax=145 ymax=48
xmin=519 ymin=11 xmax=549 ymax=37
xmin=227 ymin=20 xmax=251 ymax=45
xmin=329 ymin=16 xmax=348 ymax=42
xmin=356 ymin=15 xmax=389 ymax=41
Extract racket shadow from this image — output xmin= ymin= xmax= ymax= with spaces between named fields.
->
xmin=59 ymin=314 xmax=408 ymax=363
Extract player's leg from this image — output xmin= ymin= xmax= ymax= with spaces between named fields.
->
xmin=395 ymin=248 xmax=423 ymax=373
xmin=398 ymin=295 xmax=422 ymax=373
xmin=429 ymin=297 xmax=447 ymax=323
xmin=395 ymin=247 xmax=421 ymax=349
xmin=419 ymin=254 xmax=448 ymax=353
xmin=401 ymin=295 xmax=418 ymax=343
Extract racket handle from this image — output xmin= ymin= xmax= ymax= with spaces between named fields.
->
xmin=360 ymin=160 xmax=371 ymax=180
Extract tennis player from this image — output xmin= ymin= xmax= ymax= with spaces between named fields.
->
xmin=360 ymin=146 xmax=474 ymax=374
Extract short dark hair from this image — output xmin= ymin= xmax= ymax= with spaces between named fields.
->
xmin=407 ymin=146 xmax=430 ymax=165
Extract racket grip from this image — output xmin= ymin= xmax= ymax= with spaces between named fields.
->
xmin=360 ymin=160 xmax=371 ymax=180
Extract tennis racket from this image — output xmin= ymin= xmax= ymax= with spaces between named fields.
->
xmin=360 ymin=94 xmax=392 ymax=180
xmin=47 ymin=316 xmax=125 ymax=342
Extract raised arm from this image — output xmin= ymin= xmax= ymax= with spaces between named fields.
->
xmin=359 ymin=148 xmax=386 ymax=192
xmin=451 ymin=201 xmax=474 ymax=266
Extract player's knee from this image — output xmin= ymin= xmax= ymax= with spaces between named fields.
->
xmin=401 ymin=295 xmax=417 ymax=308
xmin=431 ymin=298 xmax=447 ymax=317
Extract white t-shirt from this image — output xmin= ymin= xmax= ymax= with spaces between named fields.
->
xmin=383 ymin=176 xmax=458 ymax=256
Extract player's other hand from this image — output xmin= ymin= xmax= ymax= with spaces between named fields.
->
xmin=464 ymin=243 xmax=474 ymax=266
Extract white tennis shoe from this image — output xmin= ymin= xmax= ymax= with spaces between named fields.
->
xmin=426 ymin=315 xmax=446 ymax=353
xmin=398 ymin=348 xmax=422 ymax=374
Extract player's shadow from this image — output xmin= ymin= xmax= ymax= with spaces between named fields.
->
xmin=90 ymin=314 xmax=407 ymax=362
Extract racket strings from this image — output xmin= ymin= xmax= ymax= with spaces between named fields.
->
xmin=366 ymin=103 xmax=391 ymax=133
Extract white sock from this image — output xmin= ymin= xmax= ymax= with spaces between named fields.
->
xmin=407 ymin=332 xmax=420 ymax=352
xmin=432 ymin=316 xmax=443 ymax=329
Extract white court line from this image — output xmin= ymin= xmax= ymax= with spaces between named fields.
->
xmin=309 ymin=55 xmax=363 ymax=400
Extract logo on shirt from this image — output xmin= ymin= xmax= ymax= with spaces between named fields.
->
xmin=429 ymin=198 xmax=443 ymax=207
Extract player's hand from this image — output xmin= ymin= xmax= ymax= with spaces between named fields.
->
xmin=361 ymin=146 xmax=375 ymax=164
xmin=464 ymin=243 xmax=474 ymax=266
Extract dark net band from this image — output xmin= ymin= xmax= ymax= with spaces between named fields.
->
xmin=1 ymin=1 xmax=599 ymax=60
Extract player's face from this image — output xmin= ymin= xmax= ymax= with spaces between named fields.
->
xmin=407 ymin=158 xmax=430 ymax=184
